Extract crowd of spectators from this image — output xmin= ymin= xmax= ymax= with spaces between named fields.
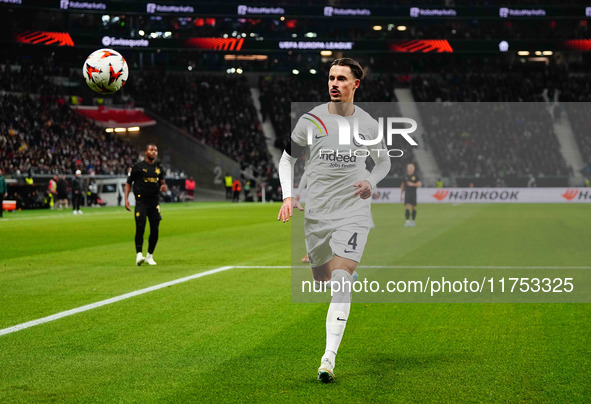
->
xmin=0 ymin=92 xmax=136 ymax=175
xmin=559 ymin=76 xmax=591 ymax=176
xmin=564 ymin=103 xmax=591 ymax=176
xmin=1 ymin=57 xmax=275 ymax=181
xmin=0 ymin=59 xmax=64 ymax=96
xmin=128 ymin=72 xmax=276 ymax=180
xmin=410 ymin=65 xmax=575 ymax=178
xmin=1 ymin=52 xmax=589 ymax=186
xmin=417 ymin=102 xmax=568 ymax=178
xmin=411 ymin=71 xmax=555 ymax=102
xmin=218 ymin=19 xmax=590 ymax=42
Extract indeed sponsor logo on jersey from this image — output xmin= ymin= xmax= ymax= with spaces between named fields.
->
xmin=319 ymin=148 xmax=404 ymax=160
xmin=319 ymin=151 xmax=357 ymax=163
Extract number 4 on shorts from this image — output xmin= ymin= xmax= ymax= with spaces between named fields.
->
xmin=348 ymin=233 xmax=358 ymax=250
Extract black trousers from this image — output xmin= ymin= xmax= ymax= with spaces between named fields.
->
xmin=134 ymin=201 xmax=162 ymax=254
xmin=72 ymin=192 xmax=82 ymax=211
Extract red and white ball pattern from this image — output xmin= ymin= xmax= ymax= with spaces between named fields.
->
xmin=82 ymin=48 xmax=129 ymax=94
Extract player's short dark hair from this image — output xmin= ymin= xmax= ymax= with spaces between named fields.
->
xmin=331 ymin=58 xmax=364 ymax=80
xmin=145 ymin=143 xmax=157 ymax=150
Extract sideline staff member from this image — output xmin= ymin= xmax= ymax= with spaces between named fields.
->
xmin=401 ymin=163 xmax=421 ymax=227
xmin=125 ymin=144 xmax=167 ymax=266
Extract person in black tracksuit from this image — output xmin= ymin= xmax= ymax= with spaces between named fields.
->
xmin=124 ymin=144 xmax=167 ymax=266
xmin=72 ymin=170 xmax=83 ymax=214
xmin=400 ymin=163 xmax=422 ymax=227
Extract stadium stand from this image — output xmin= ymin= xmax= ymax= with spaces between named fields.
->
xmin=411 ymin=70 xmax=552 ymax=102
xmin=418 ymin=102 xmax=568 ymax=179
xmin=0 ymin=92 xmax=136 ymax=175
xmin=410 ymin=67 xmax=570 ymax=181
xmin=0 ymin=58 xmax=64 ymax=96
xmin=1 ymin=0 xmax=590 ymax=192
xmin=563 ymin=104 xmax=591 ymax=174
xmin=560 ymin=77 xmax=591 ymax=176
xmin=128 ymin=72 xmax=276 ymax=181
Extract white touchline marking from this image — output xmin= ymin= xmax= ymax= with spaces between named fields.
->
xmin=0 ymin=266 xmax=234 ymax=337
xmin=2 ymin=264 xmax=588 ymax=337
xmin=235 ymin=266 xmax=293 ymax=268
xmin=349 ymin=265 xmax=591 ymax=270
xmin=0 ymin=211 xmax=125 ymax=221
xmin=237 ymin=265 xmax=591 ymax=269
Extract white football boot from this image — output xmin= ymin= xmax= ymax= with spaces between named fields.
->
xmin=317 ymin=357 xmax=335 ymax=383
xmin=145 ymin=253 xmax=157 ymax=266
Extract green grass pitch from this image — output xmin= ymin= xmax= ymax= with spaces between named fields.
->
xmin=0 ymin=203 xmax=589 ymax=402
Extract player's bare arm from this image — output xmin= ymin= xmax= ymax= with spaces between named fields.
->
xmin=124 ymin=182 xmax=132 ymax=211
xmin=400 ymin=181 xmax=405 ymax=202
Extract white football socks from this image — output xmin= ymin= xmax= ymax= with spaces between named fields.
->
xmin=314 ymin=271 xmax=358 ymax=290
xmin=323 ymin=269 xmax=352 ymax=364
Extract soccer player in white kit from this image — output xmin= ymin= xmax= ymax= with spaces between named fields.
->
xmin=277 ymin=58 xmax=391 ymax=383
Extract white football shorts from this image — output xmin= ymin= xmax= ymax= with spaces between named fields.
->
xmin=304 ymin=215 xmax=371 ymax=267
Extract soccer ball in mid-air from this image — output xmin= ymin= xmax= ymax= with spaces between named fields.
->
xmin=82 ymin=48 xmax=128 ymax=94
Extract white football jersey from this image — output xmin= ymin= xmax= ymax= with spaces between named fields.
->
xmin=291 ymin=103 xmax=383 ymax=220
